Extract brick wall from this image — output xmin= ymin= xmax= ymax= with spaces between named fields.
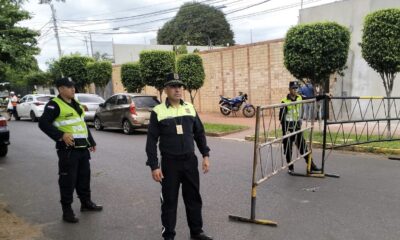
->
xmin=111 ymin=38 xmax=294 ymax=112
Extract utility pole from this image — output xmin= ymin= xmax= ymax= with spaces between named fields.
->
xmin=89 ymin=32 xmax=94 ymax=57
xmin=84 ymin=36 xmax=90 ymax=56
xmin=49 ymin=3 xmax=62 ymax=58
xmin=40 ymin=0 xmax=63 ymax=58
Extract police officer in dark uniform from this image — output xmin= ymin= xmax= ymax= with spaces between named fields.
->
xmin=39 ymin=77 xmax=103 ymax=223
xmin=279 ymin=81 xmax=324 ymax=174
xmin=146 ymin=73 xmax=213 ymax=240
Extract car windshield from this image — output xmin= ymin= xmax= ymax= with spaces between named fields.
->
xmin=37 ymin=96 xmax=53 ymax=102
xmin=132 ymin=96 xmax=159 ymax=108
xmin=77 ymin=95 xmax=104 ymax=103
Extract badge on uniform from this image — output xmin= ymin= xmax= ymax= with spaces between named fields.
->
xmin=185 ymin=108 xmax=191 ymax=114
xmin=176 ymin=125 xmax=183 ymax=135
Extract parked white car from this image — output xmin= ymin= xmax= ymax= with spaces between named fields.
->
xmin=16 ymin=94 xmax=54 ymax=122
xmin=75 ymin=93 xmax=105 ymax=122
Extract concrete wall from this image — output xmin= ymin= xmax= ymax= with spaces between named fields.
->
xmin=111 ymin=39 xmax=294 ymax=113
xmin=300 ymin=0 xmax=400 ymax=98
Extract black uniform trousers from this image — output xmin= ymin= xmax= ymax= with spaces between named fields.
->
xmin=282 ymin=121 xmax=310 ymax=170
xmin=160 ymin=153 xmax=203 ymax=238
xmin=57 ymin=148 xmax=91 ymax=206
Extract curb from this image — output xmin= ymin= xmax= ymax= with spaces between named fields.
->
xmin=206 ymin=127 xmax=250 ymax=137
xmin=244 ymin=136 xmax=400 ymax=155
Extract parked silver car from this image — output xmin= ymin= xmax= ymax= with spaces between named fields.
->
xmin=75 ymin=93 xmax=105 ymax=122
xmin=94 ymin=93 xmax=159 ymax=134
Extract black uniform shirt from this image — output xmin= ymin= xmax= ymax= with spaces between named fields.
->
xmin=39 ymin=95 xmax=96 ymax=149
xmin=146 ymin=98 xmax=210 ymax=170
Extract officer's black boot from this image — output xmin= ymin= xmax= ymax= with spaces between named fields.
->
xmin=62 ymin=205 xmax=79 ymax=223
xmin=80 ymin=200 xmax=103 ymax=212
xmin=310 ymin=162 xmax=321 ymax=172
xmin=190 ymin=232 xmax=213 ymax=240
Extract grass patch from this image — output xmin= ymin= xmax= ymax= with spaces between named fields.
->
xmin=204 ymin=123 xmax=249 ymax=135
xmin=248 ymin=130 xmax=400 ymax=152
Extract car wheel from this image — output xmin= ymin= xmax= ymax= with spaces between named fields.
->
xmin=30 ymin=111 xmax=38 ymax=122
xmin=94 ymin=117 xmax=104 ymax=131
xmin=122 ymin=119 xmax=134 ymax=135
xmin=0 ymin=145 xmax=8 ymax=157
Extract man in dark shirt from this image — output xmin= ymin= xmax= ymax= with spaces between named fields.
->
xmin=39 ymin=77 xmax=102 ymax=223
xmin=146 ymin=73 xmax=213 ymax=240
xmin=299 ymin=80 xmax=315 ymax=120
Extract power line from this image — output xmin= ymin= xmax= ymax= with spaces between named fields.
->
xmin=56 ymin=0 xmax=246 ymax=33
xmin=60 ymin=0 xmax=220 ymax=22
xmin=225 ymin=0 xmax=272 ymax=15
xmin=229 ymin=0 xmax=324 ymax=21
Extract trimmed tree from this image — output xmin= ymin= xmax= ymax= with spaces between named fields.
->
xmin=58 ymin=55 xmax=94 ymax=92
xmin=87 ymin=61 xmax=112 ymax=98
xmin=361 ymin=9 xmax=400 ymax=98
xmin=284 ymin=22 xmax=350 ymax=91
xmin=139 ymin=50 xmax=176 ymax=101
xmin=361 ymin=8 xmax=400 ymax=136
xmin=121 ymin=62 xmax=144 ymax=93
xmin=177 ymin=54 xmax=205 ymax=103
xmin=157 ymin=2 xmax=234 ymax=46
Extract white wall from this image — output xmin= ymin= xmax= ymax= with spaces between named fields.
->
xmin=300 ymin=0 xmax=400 ymax=98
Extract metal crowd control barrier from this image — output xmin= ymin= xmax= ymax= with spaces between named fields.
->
xmin=229 ymin=99 xmax=323 ymax=226
xmin=321 ymin=96 xmax=400 ymax=163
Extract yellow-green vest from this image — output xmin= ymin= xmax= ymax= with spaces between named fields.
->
xmin=281 ymin=95 xmax=302 ymax=122
xmin=153 ymin=101 xmax=196 ymax=122
xmin=52 ymin=97 xmax=89 ymax=146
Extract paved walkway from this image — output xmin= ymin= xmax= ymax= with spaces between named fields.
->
xmin=199 ymin=112 xmax=256 ymax=139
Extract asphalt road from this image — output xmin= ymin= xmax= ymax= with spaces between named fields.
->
xmin=1 ymin=120 xmax=400 ymax=240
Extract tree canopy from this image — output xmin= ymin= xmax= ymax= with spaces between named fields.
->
xmin=58 ymin=54 xmax=94 ymax=92
xmin=176 ymin=54 xmax=205 ymax=103
xmin=361 ymin=8 xmax=400 ymax=97
xmin=0 ymin=0 xmax=39 ymax=81
xmin=121 ymin=62 xmax=144 ymax=93
xmin=157 ymin=2 xmax=234 ymax=46
xmin=87 ymin=61 xmax=112 ymax=97
xmin=283 ymin=22 xmax=350 ymax=89
xmin=139 ymin=50 xmax=175 ymax=100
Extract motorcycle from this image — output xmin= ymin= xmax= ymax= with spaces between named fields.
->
xmin=219 ymin=92 xmax=256 ymax=118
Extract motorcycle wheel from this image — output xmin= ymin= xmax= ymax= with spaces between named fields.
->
xmin=220 ymin=103 xmax=231 ymax=116
xmin=243 ymin=105 xmax=256 ymax=118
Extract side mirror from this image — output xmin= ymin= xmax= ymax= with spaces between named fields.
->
xmin=99 ymin=103 xmax=105 ymax=108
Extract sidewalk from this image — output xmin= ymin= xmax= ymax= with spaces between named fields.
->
xmin=198 ymin=112 xmax=256 ymax=140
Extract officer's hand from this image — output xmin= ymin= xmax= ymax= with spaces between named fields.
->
xmin=62 ymin=133 xmax=75 ymax=147
xmin=152 ymin=169 xmax=164 ymax=182
xmin=202 ymin=156 xmax=210 ymax=174
xmin=89 ymin=146 xmax=96 ymax=152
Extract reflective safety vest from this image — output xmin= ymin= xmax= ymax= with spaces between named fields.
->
xmin=281 ymin=95 xmax=302 ymax=122
xmin=52 ymin=97 xmax=89 ymax=147
xmin=153 ymin=102 xmax=197 ymax=122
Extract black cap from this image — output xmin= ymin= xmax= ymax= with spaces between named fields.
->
xmin=164 ymin=73 xmax=185 ymax=87
xmin=56 ymin=77 xmax=75 ymax=88
xmin=289 ymin=81 xmax=299 ymax=89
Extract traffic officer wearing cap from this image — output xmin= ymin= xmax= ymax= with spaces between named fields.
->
xmin=279 ymin=81 xmax=324 ymax=174
xmin=146 ymin=73 xmax=213 ymax=240
xmin=39 ymin=77 xmax=103 ymax=223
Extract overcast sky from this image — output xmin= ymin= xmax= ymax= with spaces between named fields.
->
xmin=20 ymin=0 xmax=339 ymax=70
